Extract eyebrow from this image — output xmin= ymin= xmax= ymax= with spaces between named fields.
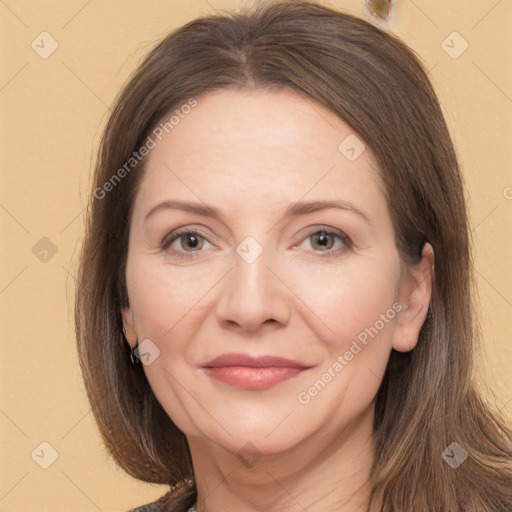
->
xmin=144 ymin=199 xmax=371 ymax=225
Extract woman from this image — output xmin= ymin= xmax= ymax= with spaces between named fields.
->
xmin=74 ymin=1 xmax=512 ymax=511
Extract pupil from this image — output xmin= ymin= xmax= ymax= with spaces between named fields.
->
xmin=315 ymin=231 xmax=331 ymax=249
xmin=184 ymin=233 xmax=200 ymax=250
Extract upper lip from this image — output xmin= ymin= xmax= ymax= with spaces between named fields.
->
xmin=202 ymin=353 xmax=311 ymax=369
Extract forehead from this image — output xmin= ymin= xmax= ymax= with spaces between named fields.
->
xmin=134 ymin=88 xmax=387 ymax=223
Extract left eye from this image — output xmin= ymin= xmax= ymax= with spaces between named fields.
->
xmin=297 ymin=228 xmax=351 ymax=255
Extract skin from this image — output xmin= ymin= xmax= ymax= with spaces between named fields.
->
xmin=122 ymin=88 xmax=434 ymax=512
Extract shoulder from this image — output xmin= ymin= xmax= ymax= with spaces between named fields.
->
xmin=127 ymin=492 xmax=171 ymax=512
xmin=127 ymin=482 xmax=196 ymax=512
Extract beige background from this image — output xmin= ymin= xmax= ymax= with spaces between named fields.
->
xmin=0 ymin=0 xmax=511 ymax=510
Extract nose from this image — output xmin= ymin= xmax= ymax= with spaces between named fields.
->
xmin=214 ymin=243 xmax=291 ymax=333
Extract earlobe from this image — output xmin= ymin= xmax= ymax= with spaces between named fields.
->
xmin=121 ymin=307 xmax=137 ymax=348
xmin=392 ymin=243 xmax=434 ymax=353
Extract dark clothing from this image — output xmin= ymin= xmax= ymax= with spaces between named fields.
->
xmin=128 ymin=481 xmax=196 ymax=512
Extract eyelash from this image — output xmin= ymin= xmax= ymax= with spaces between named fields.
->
xmin=160 ymin=226 xmax=352 ymax=260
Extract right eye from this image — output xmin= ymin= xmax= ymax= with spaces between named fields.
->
xmin=160 ymin=229 xmax=217 ymax=259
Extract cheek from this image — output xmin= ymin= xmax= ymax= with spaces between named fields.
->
xmin=291 ymin=256 xmax=399 ymax=425
xmin=127 ymin=246 xmax=401 ymax=351
xmin=126 ymin=254 xmax=222 ymax=341
xmin=288 ymin=252 xmax=401 ymax=348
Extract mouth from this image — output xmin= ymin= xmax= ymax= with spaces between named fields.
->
xmin=201 ymin=353 xmax=312 ymax=391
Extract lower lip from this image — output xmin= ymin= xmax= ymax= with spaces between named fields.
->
xmin=203 ymin=366 xmax=304 ymax=390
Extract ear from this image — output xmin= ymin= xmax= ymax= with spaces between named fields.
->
xmin=391 ymin=242 xmax=434 ymax=353
xmin=121 ymin=306 xmax=137 ymax=349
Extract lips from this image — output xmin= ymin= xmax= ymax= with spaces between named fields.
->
xmin=202 ymin=353 xmax=312 ymax=391
xmin=204 ymin=353 xmax=309 ymax=368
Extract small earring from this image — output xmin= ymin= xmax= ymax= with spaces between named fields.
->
xmin=123 ymin=326 xmax=140 ymax=365
xmin=130 ymin=342 xmax=141 ymax=365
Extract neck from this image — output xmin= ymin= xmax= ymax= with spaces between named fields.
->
xmin=187 ymin=404 xmax=378 ymax=512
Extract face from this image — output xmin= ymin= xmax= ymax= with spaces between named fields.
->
xmin=122 ymin=88 xmax=433 ymax=457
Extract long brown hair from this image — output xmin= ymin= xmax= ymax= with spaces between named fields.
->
xmin=75 ymin=1 xmax=512 ymax=510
